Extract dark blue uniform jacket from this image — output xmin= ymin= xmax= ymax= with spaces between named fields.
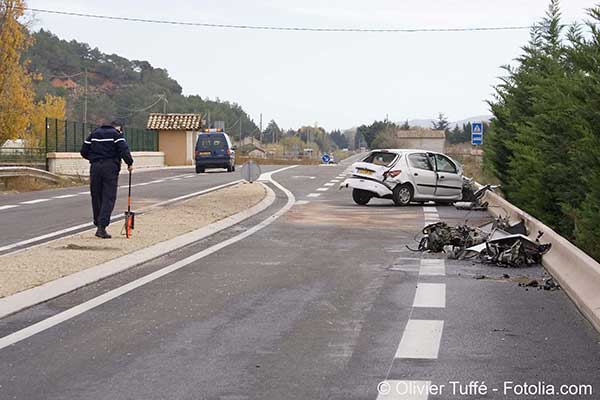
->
xmin=80 ymin=126 xmax=134 ymax=167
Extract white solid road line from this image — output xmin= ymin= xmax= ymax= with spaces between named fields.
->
xmin=413 ymin=283 xmax=446 ymax=308
xmin=394 ymin=320 xmax=444 ymax=359
xmin=419 ymin=259 xmax=445 ymax=276
xmin=77 ymin=191 xmax=88 ymax=195
xmin=376 ymin=380 xmax=431 ymax=400
xmin=0 ymin=205 xmax=19 ymax=211
xmin=0 ymin=167 xmax=296 ymax=351
xmin=307 ymin=193 xmax=321 ymax=198
xmin=52 ymin=194 xmax=78 ymax=199
xmin=316 ymin=187 xmax=329 ymax=192
xmin=20 ymin=199 xmax=50 ymax=205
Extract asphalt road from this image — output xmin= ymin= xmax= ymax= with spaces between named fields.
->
xmin=0 ymin=165 xmax=279 ymax=254
xmin=0 ymin=158 xmax=599 ymax=399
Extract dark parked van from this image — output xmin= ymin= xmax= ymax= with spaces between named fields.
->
xmin=194 ymin=131 xmax=236 ymax=173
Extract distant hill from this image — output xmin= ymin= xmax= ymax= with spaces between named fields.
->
xmin=408 ymin=115 xmax=493 ymax=129
xmin=23 ymin=29 xmax=259 ymax=134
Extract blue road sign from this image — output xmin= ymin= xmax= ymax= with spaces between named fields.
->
xmin=322 ymin=153 xmax=331 ymax=163
xmin=471 ymin=122 xmax=484 ymax=145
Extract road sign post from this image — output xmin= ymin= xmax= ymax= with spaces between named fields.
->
xmin=471 ymin=122 xmax=484 ymax=145
xmin=240 ymin=161 xmax=261 ymax=183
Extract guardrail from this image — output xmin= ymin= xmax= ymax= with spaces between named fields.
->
xmin=0 ymin=167 xmax=64 ymax=183
xmin=480 ymin=187 xmax=600 ymax=333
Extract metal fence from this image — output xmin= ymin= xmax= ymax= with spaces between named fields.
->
xmin=0 ymin=148 xmax=46 ymax=169
xmin=45 ymin=118 xmax=158 ymax=153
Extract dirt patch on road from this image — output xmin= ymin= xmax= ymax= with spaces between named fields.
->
xmin=0 ymin=182 xmax=265 ymax=298
xmin=287 ymin=202 xmax=422 ymax=232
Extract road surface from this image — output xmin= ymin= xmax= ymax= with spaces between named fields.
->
xmin=0 ymin=159 xmax=598 ymax=399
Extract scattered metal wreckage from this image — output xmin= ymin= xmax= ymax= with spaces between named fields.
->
xmin=409 ymin=216 xmax=552 ymax=268
xmin=455 ymin=178 xmax=500 ymax=211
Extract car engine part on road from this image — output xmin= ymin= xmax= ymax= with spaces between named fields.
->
xmin=412 ymin=222 xmax=488 ymax=253
xmin=410 ymin=217 xmax=551 ymax=268
xmin=477 ymin=233 xmax=552 ymax=268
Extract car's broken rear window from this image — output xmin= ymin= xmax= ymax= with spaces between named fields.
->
xmin=363 ymin=152 xmax=397 ymax=166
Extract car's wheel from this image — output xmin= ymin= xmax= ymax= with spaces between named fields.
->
xmin=393 ymin=184 xmax=413 ymax=206
xmin=352 ymin=189 xmax=372 ymax=206
xmin=226 ymin=165 xmax=233 ymax=172
xmin=231 ymin=164 xmax=236 ymax=172
xmin=196 ymin=166 xmax=205 ymax=173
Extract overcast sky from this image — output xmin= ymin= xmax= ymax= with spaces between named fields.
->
xmin=27 ymin=0 xmax=596 ymax=130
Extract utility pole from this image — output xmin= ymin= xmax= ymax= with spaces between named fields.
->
xmin=239 ymin=119 xmax=242 ymax=144
xmin=162 ymin=95 xmax=167 ymax=113
xmin=83 ymin=68 xmax=88 ymax=124
xmin=259 ymin=113 xmax=263 ymax=143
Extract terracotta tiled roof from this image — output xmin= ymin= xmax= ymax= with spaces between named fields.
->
xmin=146 ymin=113 xmax=202 ymax=131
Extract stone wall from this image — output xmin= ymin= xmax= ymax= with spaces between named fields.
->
xmin=47 ymin=152 xmax=165 ymax=176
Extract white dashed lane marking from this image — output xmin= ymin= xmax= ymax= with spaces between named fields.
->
xmin=419 ymin=259 xmax=445 ymax=276
xmin=316 ymin=187 xmax=329 ymax=192
xmin=413 ymin=283 xmax=446 ymax=308
xmin=307 ymin=193 xmax=321 ymax=198
xmin=20 ymin=199 xmax=51 ymax=205
xmin=52 ymin=194 xmax=78 ymax=199
xmin=324 ymin=182 xmax=335 ymax=186
xmin=394 ymin=320 xmax=444 ymax=359
xmin=295 ymin=200 xmax=310 ymax=205
xmin=330 ymin=179 xmax=340 ymax=183
xmin=0 ymin=205 xmax=19 ymax=211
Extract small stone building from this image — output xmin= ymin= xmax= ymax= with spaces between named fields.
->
xmin=393 ymin=129 xmax=446 ymax=153
xmin=147 ymin=113 xmax=202 ymax=166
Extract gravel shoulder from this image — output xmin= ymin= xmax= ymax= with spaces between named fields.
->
xmin=0 ymin=182 xmax=265 ymax=298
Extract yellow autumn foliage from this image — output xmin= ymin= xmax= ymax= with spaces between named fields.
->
xmin=27 ymin=94 xmax=66 ymax=146
xmin=0 ymin=0 xmax=35 ymax=145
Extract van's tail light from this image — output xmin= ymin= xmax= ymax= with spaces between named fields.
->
xmin=384 ymin=170 xmax=401 ymax=177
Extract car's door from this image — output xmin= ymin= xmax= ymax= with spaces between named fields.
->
xmin=432 ymin=153 xmax=463 ymax=198
xmin=406 ymin=152 xmax=437 ymax=197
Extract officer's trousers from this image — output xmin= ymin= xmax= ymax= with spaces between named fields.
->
xmin=90 ymin=159 xmax=119 ymax=228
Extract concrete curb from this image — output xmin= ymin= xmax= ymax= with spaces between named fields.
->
xmin=0 ymin=183 xmax=276 ymax=319
xmin=482 ymin=190 xmax=600 ymax=333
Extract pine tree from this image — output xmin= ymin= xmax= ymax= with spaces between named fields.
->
xmin=432 ymin=113 xmax=449 ymax=131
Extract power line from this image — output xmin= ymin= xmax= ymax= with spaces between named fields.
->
xmin=22 ymin=7 xmax=538 ymax=33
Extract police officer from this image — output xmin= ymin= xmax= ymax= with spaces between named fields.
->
xmin=80 ymin=120 xmax=134 ymax=239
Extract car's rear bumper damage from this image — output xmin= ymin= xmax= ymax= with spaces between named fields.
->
xmin=339 ymin=176 xmax=393 ymax=197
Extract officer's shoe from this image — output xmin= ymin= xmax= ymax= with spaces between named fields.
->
xmin=95 ymin=226 xmax=112 ymax=239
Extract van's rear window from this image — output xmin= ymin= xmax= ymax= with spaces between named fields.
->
xmin=362 ymin=152 xmax=397 ymax=166
xmin=198 ymin=138 xmax=225 ymax=148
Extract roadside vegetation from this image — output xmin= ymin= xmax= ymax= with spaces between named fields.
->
xmin=484 ymin=0 xmax=600 ymax=260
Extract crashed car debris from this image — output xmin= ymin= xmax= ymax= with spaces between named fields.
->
xmin=411 ymin=217 xmax=552 ymax=268
xmin=455 ymin=178 xmax=500 ymax=211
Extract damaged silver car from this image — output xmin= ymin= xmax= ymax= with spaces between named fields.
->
xmin=340 ymin=149 xmax=464 ymax=206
